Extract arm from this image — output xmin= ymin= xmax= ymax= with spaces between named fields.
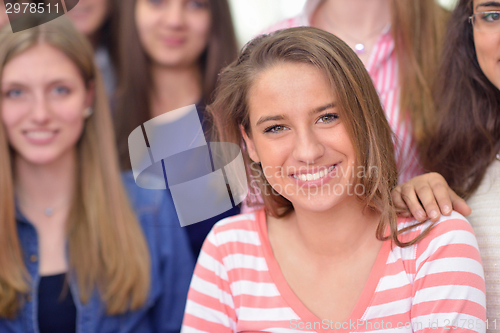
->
xmin=391 ymin=172 xmax=471 ymax=222
xmin=181 ymin=230 xmax=236 ymax=333
xmin=410 ymin=213 xmax=486 ymax=333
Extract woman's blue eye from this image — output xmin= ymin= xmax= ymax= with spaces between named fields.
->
xmin=481 ymin=11 xmax=500 ymax=23
xmin=53 ymin=86 xmax=70 ymax=95
xmin=264 ymin=125 xmax=287 ymax=134
xmin=187 ymin=0 xmax=209 ymax=9
xmin=317 ymin=113 xmax=339 ymax=124
xmin=6 ymin=89 xmax=23 ymax=98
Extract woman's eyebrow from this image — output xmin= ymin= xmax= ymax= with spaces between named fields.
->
xmin=256 ymin=114 xmax=286 ymax=126
xmin=309 ymin=102 xmax=336 ymax=115
xmin=255 ymin=102 xmax=336 ymax=126
xmin=476 ymin=1 xmax=500 ymax=10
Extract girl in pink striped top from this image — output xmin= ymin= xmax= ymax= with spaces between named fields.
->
xmin=181 ymin=28 xmax=486 ymax=333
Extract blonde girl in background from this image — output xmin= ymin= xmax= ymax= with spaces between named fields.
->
xmin=0 ymin=16 xmax=193 ymax=333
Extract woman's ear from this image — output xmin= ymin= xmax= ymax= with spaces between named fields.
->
xmin=240 ymin=125 xmax=260 ymax=163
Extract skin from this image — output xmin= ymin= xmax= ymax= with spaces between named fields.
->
xmin=135 ymin=0 xmax=211 ymax=69
xmin=135 ymin=0 xmax=211 ymax=115
xmin=1 ymin=43 xmax=93 ymax=275
xmin=473 ymin=0 xmax=500 ymax=89
xmin=243 ymin=62 xmax=383 ymax=322
xmin=310 ymin=0 xmax=391 ymax=65
xmin=392 ymin=172 xmax=471 ymax=222
xmin=66 ymin=0 xmax=109 ymax=43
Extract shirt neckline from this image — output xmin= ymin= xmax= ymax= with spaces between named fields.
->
xmin=256 ymin=209 xmax=391 ymax=333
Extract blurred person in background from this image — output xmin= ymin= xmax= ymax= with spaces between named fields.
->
xmin=392 ymin=0 xmax=500 ymax=327
xmin=66 ymin=0 xmax=119 ymax=96
xmin=0 ymin=16 xmax=193 ymax=332
xmin=115 ymin=0 xmax=239 ymax=257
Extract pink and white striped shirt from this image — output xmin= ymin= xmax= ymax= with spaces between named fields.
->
xmin=182 ymin=211 xmax=486 ymax=333
xmin=261 ymin=0 xmax=423 ymax=183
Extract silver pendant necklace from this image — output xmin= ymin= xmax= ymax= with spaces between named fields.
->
xmin=354 ymin=43 xmax=366 ymax=54
xmin=323 ymin=15 xmax=390 ymax=55
xmin=44 ymin=207 xmax=54 ymax=216
xmin=17 ymin=195 xmax=69 ymax=217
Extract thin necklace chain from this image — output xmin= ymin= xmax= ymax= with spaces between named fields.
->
xmin=322 ymin=13 xmax=390 ymax=54
xmin=16 ymin=194 xmax=70 ymax=217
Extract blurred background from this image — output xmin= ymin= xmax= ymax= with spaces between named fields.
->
xmin=228 ymin=0 xmax=459 ymax=47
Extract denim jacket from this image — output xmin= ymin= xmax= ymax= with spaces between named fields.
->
xmin=1 ymin=172 xmax=195 ymax=333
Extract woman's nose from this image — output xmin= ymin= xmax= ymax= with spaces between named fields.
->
xmin=161 ymin=0 xmax=186 ymax=28
xmin=292 ymin=129 xmax=324 ymax=164
xmin=30 ymin=96 xmax=51 ymax=125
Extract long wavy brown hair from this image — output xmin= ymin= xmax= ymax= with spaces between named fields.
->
xmin=391 ymin=0 xmax=449 ymax=148
xmin=209 ymin=27 xmax=431 ymax=247
xmin=422 ymin=0 xmax=500 ymax=198
xmin=114 ymin=0 xmax=238 ymax=169
xmin=0 ymin=17 xmax=150 ymax=318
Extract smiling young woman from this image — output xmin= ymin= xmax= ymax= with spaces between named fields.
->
xmin=180 ymin=27 xmax=486 ymax=333
xmin=0 ymin=17 xmax=193 ymax=332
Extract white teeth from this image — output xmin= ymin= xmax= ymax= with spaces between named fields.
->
xmin=294 ymin=165 xmax=335 ymax=182
xmin=25 ymin=131 xmax=55 ymax=140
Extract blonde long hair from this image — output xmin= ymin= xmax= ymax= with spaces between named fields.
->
xmin=0 ymin=17 xmax=150 ymax=318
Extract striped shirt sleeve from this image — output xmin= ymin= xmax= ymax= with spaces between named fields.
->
xmin=410 ymin=214 xmax=486 ymax=333
xmin=182 ymin=229 xmax=236 ymax=333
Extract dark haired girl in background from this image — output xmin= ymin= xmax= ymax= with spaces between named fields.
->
xmin=114 ymin=0 xmax=239 ymax=256
xmin=393 ymin=0 xmax=500 ymax=326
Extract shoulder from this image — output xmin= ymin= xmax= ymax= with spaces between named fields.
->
xmin=397 ymin=212 xmax=480 ymax=270
xmin=397 ymin=211 xmax=476 ymax=244
xmin=259 ymin=0 xmax=320 ymax=35
xmin=122 ymin=171 xmax=168 ymax=211
xmin=261 ymin=17 xmax=303 ymax=35
xmin=122 ymin=171 xmax=193 ymax=264
xmin=121 ymin=171 xmax=179 ymax=227
xmin=199 ymin=210 xmax=264 ymax=266
xmin=208 ymin=210 xmax=262 ymax=246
